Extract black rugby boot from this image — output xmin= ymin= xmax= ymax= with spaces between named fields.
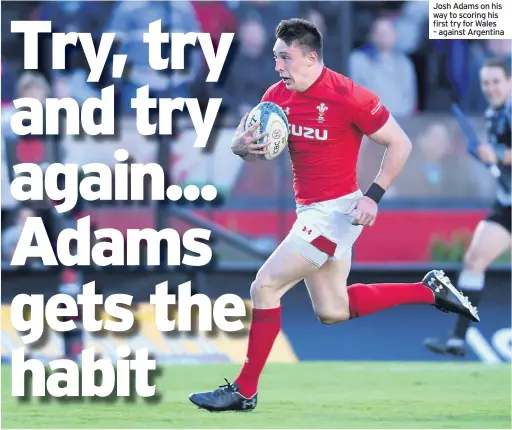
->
xmin=189 ymin=379 xmax=257 ymax=412
xmin=422 ymin=270 xmax=480 ymax=322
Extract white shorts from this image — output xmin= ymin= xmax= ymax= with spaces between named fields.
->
xmin=288 ymin=190 xmax=364 ymax=267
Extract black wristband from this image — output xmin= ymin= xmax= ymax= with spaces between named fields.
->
xmin=365 ymin=183 xmax=386 ymax=204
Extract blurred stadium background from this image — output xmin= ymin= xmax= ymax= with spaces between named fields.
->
xmin=1 ymin=0 xmax=511 ymax=370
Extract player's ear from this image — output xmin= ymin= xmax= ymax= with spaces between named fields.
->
xmin=308 ymin=51 xmax=318 ymax=66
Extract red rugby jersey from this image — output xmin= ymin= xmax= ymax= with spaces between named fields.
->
xmin=262 ymin=66 xmax=390 ymax=205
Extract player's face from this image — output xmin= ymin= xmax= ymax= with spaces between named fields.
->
xmin=273 ymin=39 xmax=314 ymax=92
xmin=480 ymin=66 xmax=511 ymax=108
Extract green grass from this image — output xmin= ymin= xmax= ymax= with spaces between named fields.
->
xmin=2 ymin=362 xmax=511 ymax=428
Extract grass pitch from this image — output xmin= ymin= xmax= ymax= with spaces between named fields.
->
xmin=2 ymin=361 xmax=511 ymax=428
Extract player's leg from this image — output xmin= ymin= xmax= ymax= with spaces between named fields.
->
xmin=306 ymin=258 xmax=434 ymax=324
xmin=304 ymin=194 xmax=480 ymax=325
xmin=305 ymin=256 xmax=352 ymax=324
xmin=188 ymin=233 xmax=324 ymax=412
xmin=452 ymin=221 xmax=510 ymax=336
xmin=425 ymin=216 xmax=511 ymax=356
xmin=231 ymin=235 xmax=322 ymax=397
xmin=305 ymin=256 xmax=479 ymax=326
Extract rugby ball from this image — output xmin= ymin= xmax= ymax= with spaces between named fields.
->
xmin=244 ymin=102 xmax=289 ymax=160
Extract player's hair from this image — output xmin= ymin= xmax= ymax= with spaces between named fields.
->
xmin=275 ymin=18 xmax=323 ymax=60
xmin=482 ymin=57 xmax=511 ymax=78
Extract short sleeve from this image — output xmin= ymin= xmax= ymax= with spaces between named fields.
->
xmin=350 ymin=84 xmax=390 ymax=135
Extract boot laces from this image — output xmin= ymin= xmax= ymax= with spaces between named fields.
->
xmin=213 ymin=378 xmax=236 ymax=397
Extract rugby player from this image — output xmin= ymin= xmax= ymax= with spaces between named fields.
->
xmin=189 ymin=18 xmax=479 ymax=412
xmin=425 ymin=57 xmax=511 ymax=357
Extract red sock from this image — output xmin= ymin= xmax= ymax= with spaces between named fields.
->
xmin=347 ymin=282 xmax=434 ymax=318
xmin=234 ymin=307 xmax=281 ymax=397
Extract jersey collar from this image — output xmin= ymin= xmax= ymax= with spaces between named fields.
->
xmin=301 ymin=65 xmax=327 ymax=94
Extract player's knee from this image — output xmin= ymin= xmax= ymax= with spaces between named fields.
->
xmin=315 ymin=308 xmax=350 ymax=325
xmin=250 ymin=271 xmax=281 ymax=303
xmin=463 ymin=250 xmax=489 ymax=273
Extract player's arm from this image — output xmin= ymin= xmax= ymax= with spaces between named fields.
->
xmin=346 ymin=87 xmax=411 ymax=226
xmin=366 ymin=115 xmax=413 ymax=191
xmin=230 ymin=113 xmax=269 ymax=162
xmin=476 ymin=127 xmax=498 ymax=165
xmin=352 ymin=88 xmax=412 ymax=197
xmin=231 ymin=88 xmax=276 ymax=162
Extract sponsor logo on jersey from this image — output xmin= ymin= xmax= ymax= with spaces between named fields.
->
xmin=289 ymin=124 xmax=328 ymax=141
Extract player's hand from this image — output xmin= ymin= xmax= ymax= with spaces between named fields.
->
xmin=345 ymin=196 xmax=378 ymax=227
xmin=230 ymin=113 xmax=269 ymax=157
xmin=477 ymin=144 xmax=497 ymax=165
